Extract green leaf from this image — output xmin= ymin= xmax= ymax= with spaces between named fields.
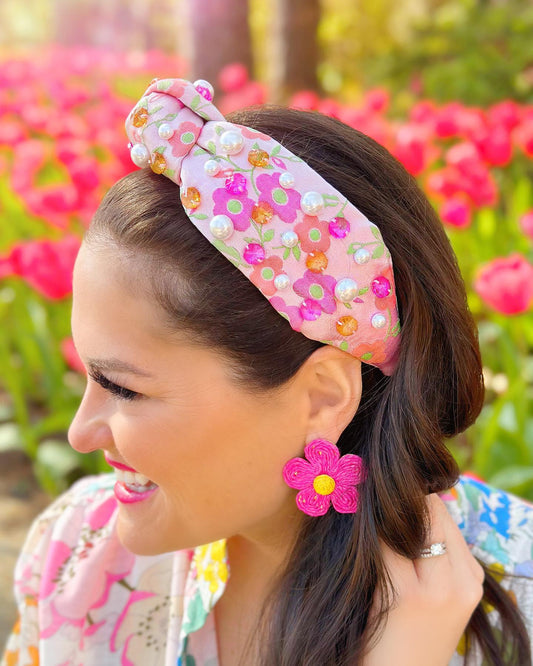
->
xmin=271 ymin=144 xmax=281 ymax=156
xmin=193 ymin=147 xmax=208 ymax=157
xmin=190 ymin=94 xmax=201 ymax=110
xmin=370 ymin=225 xmax=381 ymax=240
xmin=292 ymin=245 xmax=301 ymax=260
xmin=488 ymin=466 xmax=533 ymax=494
xmin=191 ymin=213 xmax=208 ymax=220
xmin=283 ymin=247 xmax=291 ymax=260
xmin=211 ymin=239 xmax=241 ymax=263
xmin=372 ymin=244 xmax=384 ymax=259
xmin=207 ymin=141 xmax=216 ymax=154
xmin=263 ymin=229 xmax=275 ymax=242
xmin=215 ymin=125 xmax=225 ymax=136
xmin=358 ymin=287 xmax=369 ymax=295
xmin=390 ymin=321 xmax=401 ymax=337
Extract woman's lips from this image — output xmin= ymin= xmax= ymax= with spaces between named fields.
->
xmin=113 ymin=481 xmax=158 ymax=504
xmin=104 ymin=452 xmax=137 ymax=473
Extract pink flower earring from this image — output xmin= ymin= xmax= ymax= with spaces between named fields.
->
xmin=283 ymin=438 xmax=366 ymax=517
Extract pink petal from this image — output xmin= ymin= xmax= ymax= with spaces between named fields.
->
xmin=331 ymin=485 xmax=359 ymax=513
xmin=304 ymin=439 xmax=340 ymax=474
xmin=295 ymin=487 xmax=331 ymax=517
xmin=335 ymin=454 xmax=366 ymax=486
xmin=282 ymin=457 xmax=316 ymax=490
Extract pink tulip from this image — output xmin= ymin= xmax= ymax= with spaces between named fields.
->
xmin=60 ymin=337 xmax=86 ymax=374
xmin=218 ymin=63 xmax=249 ymax=93
xmin=440 ymin=197 xmax=472 ymax=228
xmin=364 ymin=88 xmax=389 ymax=113
xmin=474 ymin=254 xmax=533 ymax=315
xmin=6 ymin=236 xmax=81 ymax=300
xmin=289 ymin=90 xmax=320 ymax=111
xmin=520 ymin=211 xmax=533 ymax=239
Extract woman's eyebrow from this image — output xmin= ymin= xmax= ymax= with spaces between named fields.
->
xmin=86 ymin=358 xmax=154 ymax=378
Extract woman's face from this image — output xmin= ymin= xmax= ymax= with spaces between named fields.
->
xmin=69 ymin=242 xmax=307 ymax=556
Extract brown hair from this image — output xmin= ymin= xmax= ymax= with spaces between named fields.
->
xmin=88 ymin=107 xmax=531 ymax=665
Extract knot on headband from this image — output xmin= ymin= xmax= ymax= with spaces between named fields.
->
xmin=125 ymin=78 xmax=401 ymax=375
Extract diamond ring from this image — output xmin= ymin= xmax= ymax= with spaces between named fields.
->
xmin=419 ymin=542 xmax=447 ymax=558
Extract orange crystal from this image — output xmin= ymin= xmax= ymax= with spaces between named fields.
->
xmin=305 ymin=251 xmax=328 ymax=273
xmin=248 ymin=149 xmax=269 ymax=167
xmin=132 ymin=106 xmax=149 ymax=128
xmin=151 ymin=152 xmax=167 ymax=174
xmin=336 ymin=316 xmax=358 ymax=336
xmin=251 ymin=201 xmax=274 ymax=225
xmin=181 ymin=187 xmax=201 ymax=209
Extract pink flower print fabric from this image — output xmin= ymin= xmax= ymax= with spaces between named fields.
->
xmin=125 ymin=78 xmax=402 ymax=376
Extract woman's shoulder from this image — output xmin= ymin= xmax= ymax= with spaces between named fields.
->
xmin=441 ymin=474 xmax=533 ymax=577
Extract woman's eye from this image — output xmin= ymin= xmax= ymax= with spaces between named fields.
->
xmin=88 ymin=370 xmax=141 ymax=402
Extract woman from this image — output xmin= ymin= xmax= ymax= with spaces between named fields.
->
xmin=2 ymin=78 xmax=533 ymax=665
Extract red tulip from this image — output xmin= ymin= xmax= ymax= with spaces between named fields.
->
xmin=474 ymin=254 xmax=533 ymax=315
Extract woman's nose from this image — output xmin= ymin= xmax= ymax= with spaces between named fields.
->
xmin=68 ymin=386 xmax=113 ymax=454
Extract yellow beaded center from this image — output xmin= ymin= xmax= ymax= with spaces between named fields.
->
xmin=313 ymin=474 xmax=336 ymax=495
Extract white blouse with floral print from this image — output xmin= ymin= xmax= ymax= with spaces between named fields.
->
xmin=2 ymin=473 xmax=533 ymax=665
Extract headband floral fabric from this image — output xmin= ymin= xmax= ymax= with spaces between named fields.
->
xmin=125 ymin=78 xmax=401 ymax=375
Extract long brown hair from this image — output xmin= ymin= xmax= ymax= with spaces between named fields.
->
xmin=88 ymin=107 xmax=531 ymax=665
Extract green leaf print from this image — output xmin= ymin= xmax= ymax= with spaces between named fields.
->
xmin=263 ymin=229 xmax=275 ymax=242
xmin=181 ymin=593 xmax=208 ymax=634
xmin=271 ymin=144 xmax=281 ymax=156
xmin=190 ymin=94 xmax=201 ymax=110
xmin=358 ymin=287 xmax=369 ymax=295
xmin=283 ymin=247 xmax=291 ymax=260
xmin=370 ymin=224 xmax=381 ymax=240
xmin=372 ymin=244 xmax=384 ymax=259
xmin=215 ymin=124 xmax=225 ymax=136
xmin=292 ymin=245 xmax=301 ymax=260
xmin=212 ymin=239 xmax=242 ymax=263
xmin=207 ymin=140 xmax=216 ymax=154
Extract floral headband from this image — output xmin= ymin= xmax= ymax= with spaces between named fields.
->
xmin=125 ymin=78 xmax=401 ymax=375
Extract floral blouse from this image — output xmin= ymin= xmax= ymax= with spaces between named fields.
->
xmin=2 ymin=473 xmax=533 ymax=665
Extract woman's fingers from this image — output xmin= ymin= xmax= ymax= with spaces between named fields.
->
xmin=363 ymin=493 xmax=485 ymax=666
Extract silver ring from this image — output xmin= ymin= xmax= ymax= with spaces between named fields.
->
xmin=419 ymin=542 xmax=447 ymax=558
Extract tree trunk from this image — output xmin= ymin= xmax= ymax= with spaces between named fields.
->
xmin=271 ymin=0 xmax=321 ymax=100
xmin=183 ymin=0 xmax=254 ymax=85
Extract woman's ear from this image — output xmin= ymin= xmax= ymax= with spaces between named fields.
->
xmin=296 ymin=346 xmax=362 ymax=444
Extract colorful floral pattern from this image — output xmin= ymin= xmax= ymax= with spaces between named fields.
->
xmin=2 ymin=473 xmax=533 ymax=665
xmin=124 ymin=78 xmax=402 ymax=376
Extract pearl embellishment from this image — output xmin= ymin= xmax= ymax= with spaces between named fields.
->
xmin=281 ymin=231 xmax=299 ymax=248
xmin=204 ymin=159 xmax=221 ymax=176
xmin=353 ymin=248 xmax=371 ymax=265
xmin=371 ymin=313 xmax=387 ymax=329
xmin=220 ymin=130 xmax=244 ymax=155
xmin=334 ymin=278 xmax=358 ymax=302
xmin=209 ymin=214 xmax=234 ymax=240
xmin=130 ymin=143 xmax=150 ymax=168
xmin=300 ymin=191 xmax=324 ymax=215
xmin=279 ymin=171 xmax=295 ymax=188
xmin=158 ymin=123 xmax=174 ymax=140
xmin=274 ymin=274 xmax=290 ymax=290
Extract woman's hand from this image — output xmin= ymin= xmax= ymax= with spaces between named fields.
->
xmin=362 ymin=493 xmax=485 ymax=666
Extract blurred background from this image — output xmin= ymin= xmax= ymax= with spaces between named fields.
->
xmin=0 ymin=0 xmax=533 ymax=644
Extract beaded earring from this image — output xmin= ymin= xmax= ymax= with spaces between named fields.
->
xmin=282 ymin=438 xmax=365 ymax=517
